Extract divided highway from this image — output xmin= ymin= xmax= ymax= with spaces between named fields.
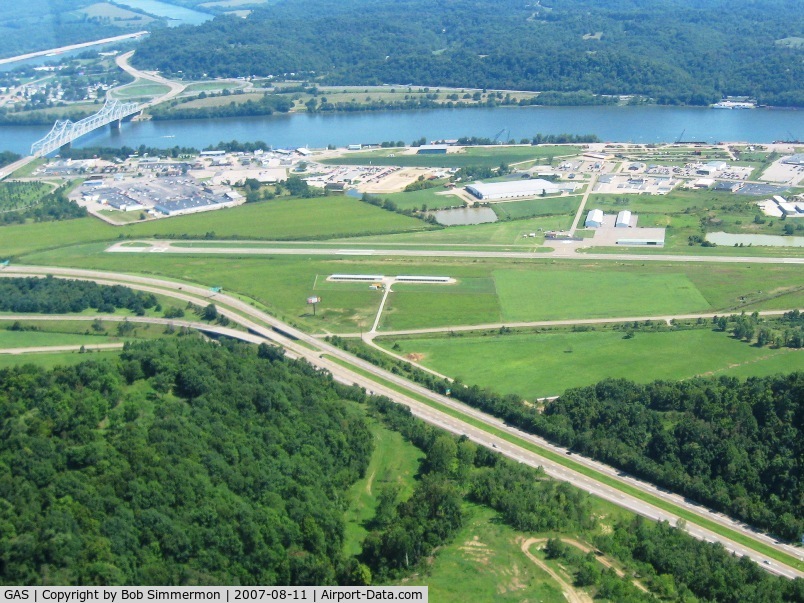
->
xmin=2 ymin=265 xmax=802 ymax=579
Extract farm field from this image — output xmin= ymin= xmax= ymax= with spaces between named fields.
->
xmin=0 ymin=181 xmax=53 ymax=211
xmin=377 ymin=328 xmax=804 ymax=398
xmin=322 ymin=145 xmax=579 ymax=168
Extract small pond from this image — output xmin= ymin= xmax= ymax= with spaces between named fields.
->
xmin=430 ymin=207 xmax=498 ymax=226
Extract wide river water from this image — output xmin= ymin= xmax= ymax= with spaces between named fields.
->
xmin=3 ymin=104 xmax=804 ymax=156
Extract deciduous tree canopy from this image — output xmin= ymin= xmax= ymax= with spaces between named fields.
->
xmin=134 ymin=0 xmax=804 ymax=106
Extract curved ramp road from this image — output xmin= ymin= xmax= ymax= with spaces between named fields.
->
xmin=2 ymin=266 xmax=802 ymax=579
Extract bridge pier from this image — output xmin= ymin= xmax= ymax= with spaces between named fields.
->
xmin=110 ymin=119 xmax=121 ymax=130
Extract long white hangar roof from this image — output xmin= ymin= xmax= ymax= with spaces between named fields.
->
xmin=466 ymin=179 xmax=561 ymax=200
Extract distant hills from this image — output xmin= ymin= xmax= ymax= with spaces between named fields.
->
xmin=132 ymin=0 xmax=804 ymax=106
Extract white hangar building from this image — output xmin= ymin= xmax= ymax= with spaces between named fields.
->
xmin=465 ymin=179 xmax=564 ymax=201
xmin=585 ymin=208 xmax=604 ymax=228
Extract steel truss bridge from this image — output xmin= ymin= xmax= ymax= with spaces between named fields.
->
xmin=30 ymin=99 xmax=141 ymax=157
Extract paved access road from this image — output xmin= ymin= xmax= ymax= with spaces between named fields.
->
xmin=2 ymin=265 xmax=802 ymax=579
xmin=114 ymin=51 xmax=187 ymax=109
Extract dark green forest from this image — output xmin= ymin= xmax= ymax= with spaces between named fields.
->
xmin=0 ymin=338 xmax=373 ymax=584
xmin=0 ymin=277 xmax=159 ymax=314
xmin=133 ymin=0 xmax=804 ymax=106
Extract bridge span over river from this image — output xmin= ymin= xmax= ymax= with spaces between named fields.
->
xmin=30 ymin=98 xmax=141 ymax=157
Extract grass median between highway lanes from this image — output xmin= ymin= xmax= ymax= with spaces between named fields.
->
xmin=322 ymin=354 xmax=804 ymax=573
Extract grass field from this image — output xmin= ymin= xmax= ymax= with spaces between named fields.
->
xmin=19 ymin=244 xmax=804 ymax=333
xmin=343 ymin=420 xmax=423 ymax=557
xmin=322 ymin=145 xmax=579 ymax=168
xmin=125 ymin=197 xmax=431 ymax=240
xmin=174 ymin=92 xmax=263 ymax=109
xmin=491 ymin=195 xmax=581 ymax=220
xmin=0 ymin=330 xmax=119 ymax=348
xmin=0 ymin=349 xmax=121 ymax=370
xmin=1 ymin=197 xmax=432 ymax=257
xmin=494 ymin=269 xmax=711 ymax=321
xmin=377 ymin=328 xmax=804 ymax=398
xmin=377 ymin=185 xmax=465 ymax=211
xmin=398 ymin=505 xmax=567 ymax=602
xmin=337 ymin=214 xmax=573 ymax=245
xmin=111 ymin=81 xmax=171 ymax=100
xmin=183 ymin=81 xmax=248 ymax=93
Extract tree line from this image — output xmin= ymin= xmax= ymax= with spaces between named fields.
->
xmin=0 ymin=276 xmax=159 ymax=315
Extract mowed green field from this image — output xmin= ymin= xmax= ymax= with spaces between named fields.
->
xmin=378 ymin=185 xmax=465 ymax=211
xmin=494 ymin=269 xmax=711 ymax=321
xmin=492 ymin=195 xmax=581 ymax=220
xmin=0 ymin=349 xmax=121 ymax=370
xmin=379 ymin=329 xmax=804 ymax=398
xmin=323 ymin=145 xmax=578 ymax=168
xmin=0 ymin=330 xmax=119 ymax=348
xmin=20 ymin=242 xmax=804 ymax=333
xmin=126 ymin=197 xmax=430 ymax=239
xmin=0 ymin=197 xmax=431 ymax=257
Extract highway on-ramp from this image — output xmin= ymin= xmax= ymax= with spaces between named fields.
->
xmin=2 ymin=265 xmax=802 ymax=580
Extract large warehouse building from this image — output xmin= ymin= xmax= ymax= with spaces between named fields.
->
xmin=465 ymin=179 xmax=564 ymax=201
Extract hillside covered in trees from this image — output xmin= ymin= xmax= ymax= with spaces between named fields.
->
xmin=133 ymin=0 xmax=804 ymax=106
xmin=0 ymin=338 xmax=373 ymax=584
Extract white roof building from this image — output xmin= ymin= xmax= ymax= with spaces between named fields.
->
xmin=616 ymin=210 xmax=632 ymax=228
xmin=465 ymin=179 xmax=562 ymax=201
xmin=585 ymin=208 xmax=604 ymax=228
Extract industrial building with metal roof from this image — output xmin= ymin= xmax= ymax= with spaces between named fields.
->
xmin=465 ymin=179 xmax=564 ymax=201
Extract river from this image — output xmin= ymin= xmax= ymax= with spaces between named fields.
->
xmin=3 ymin=104 xmax=804 ymax=156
